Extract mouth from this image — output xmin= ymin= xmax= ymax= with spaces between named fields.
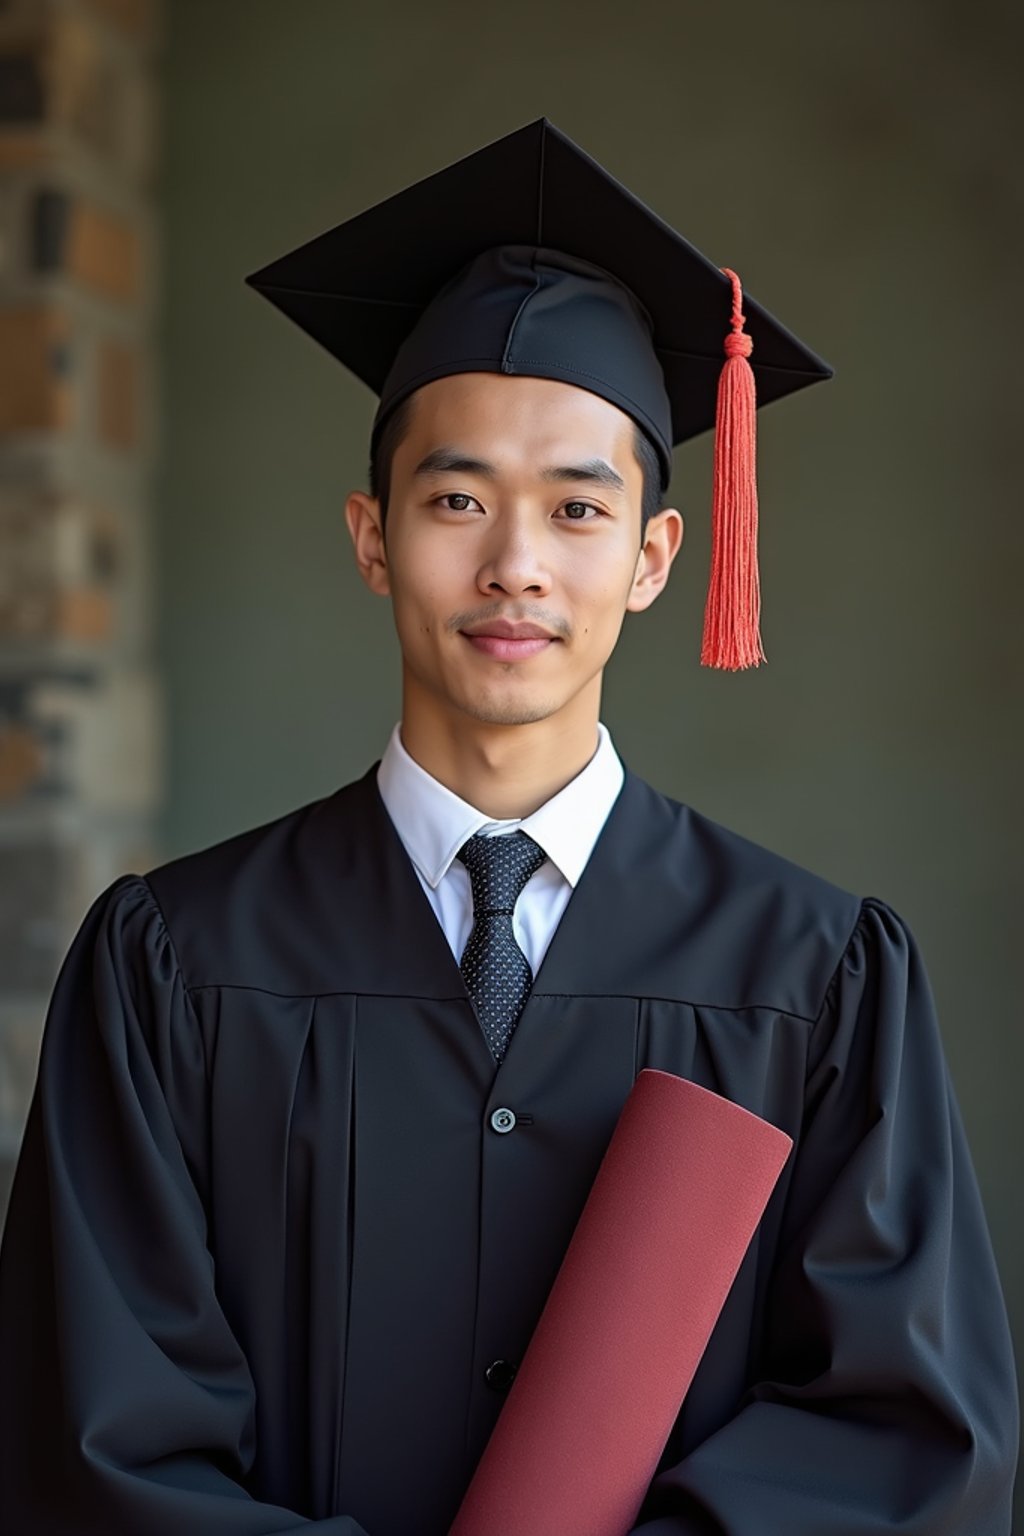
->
xmin=460 ymin=632 xmax=557 ymax=662
xmin=458 ymin=617 xmax=562 ymax=663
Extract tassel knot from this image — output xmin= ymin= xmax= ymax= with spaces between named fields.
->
xmin=723 ymin=330 xmax=753 ymax=360
xmin=700 ymin=267 xmax=765 ymax=671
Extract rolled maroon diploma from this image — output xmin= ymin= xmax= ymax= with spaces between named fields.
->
xmin=449 ymin=1069 xmax=793 ymax=1536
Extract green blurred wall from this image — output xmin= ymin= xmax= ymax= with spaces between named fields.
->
xmin=159 ymin=0 xmax=1021 ymax=1508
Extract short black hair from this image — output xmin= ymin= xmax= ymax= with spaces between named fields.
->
xmin=368 ymin=391 xmax=665 ymax=539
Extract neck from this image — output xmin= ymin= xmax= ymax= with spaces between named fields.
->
xmin=398 ymin=679 xmax=603 ymax=820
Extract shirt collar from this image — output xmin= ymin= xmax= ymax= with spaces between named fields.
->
xmin=376 ymin=721 xmax=625 ymax=890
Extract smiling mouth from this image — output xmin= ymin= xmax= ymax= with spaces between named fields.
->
xmin=461 ymin=633 xmax=558 ymax=662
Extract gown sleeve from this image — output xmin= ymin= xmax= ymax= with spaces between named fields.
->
xmin=627 ymin=897 xmax=1019 ymax=1536
xmin=0 ymin=874 xmax=374 ymax=1536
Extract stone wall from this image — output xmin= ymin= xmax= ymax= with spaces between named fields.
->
xmin=0 ymin=0 xmax=162 ymax=1219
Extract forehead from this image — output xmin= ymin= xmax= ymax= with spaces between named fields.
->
xmin=393 ymin=372 xmax=641 ymax=477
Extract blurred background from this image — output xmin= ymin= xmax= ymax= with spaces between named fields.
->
xmin=0 ymin=0 xmax=1021 ymax=1518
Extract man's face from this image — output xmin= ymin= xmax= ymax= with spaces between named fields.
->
xmin=348 ymin=371 xmax=681 ymax=731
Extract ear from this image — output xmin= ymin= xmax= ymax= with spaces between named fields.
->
xmin=625 ymin=507 xmax=684 ymax=613
xmin=345 ymin=491 xmax=390 ymax=597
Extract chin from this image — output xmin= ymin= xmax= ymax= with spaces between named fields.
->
xmin=456 ymin=693 xmax=565 ymax=728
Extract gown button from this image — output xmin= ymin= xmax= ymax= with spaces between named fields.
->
xmin=489 ymin=1106 xmax=517 ymax=1134
xmin=484 ymin=1358 xmax=518 ymax=1391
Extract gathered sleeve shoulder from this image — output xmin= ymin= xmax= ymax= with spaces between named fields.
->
xmin=630 ymin=897 xmax=1019 ymax=1535
xmin=0 ymin=874 xmax=372 ymax=1535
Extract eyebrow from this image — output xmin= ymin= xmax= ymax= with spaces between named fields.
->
xmin=412 ymin=447 xmax=627 ymax=495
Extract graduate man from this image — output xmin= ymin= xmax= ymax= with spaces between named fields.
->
xmin=0 ymin=119 xmax=1018 ymax=1535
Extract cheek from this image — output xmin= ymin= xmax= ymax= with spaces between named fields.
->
xmin=383 ymin=543 xmax=463 ymax=638
xmin=401 ymin=504 xmax=482 ymax=559
xmin=560 ymin=542 xmax=640 ymax=626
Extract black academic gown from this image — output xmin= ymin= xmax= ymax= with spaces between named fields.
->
xmin=0 ymin=764 xmax=1017 ymax=1535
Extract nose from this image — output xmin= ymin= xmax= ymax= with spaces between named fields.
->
xmin=476 ymin=515 xmax=553 ymax=599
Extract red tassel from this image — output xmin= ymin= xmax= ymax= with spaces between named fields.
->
xmin=701 ymin=267 xmax=765 ymax=671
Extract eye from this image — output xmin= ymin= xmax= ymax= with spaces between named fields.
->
xmin=437 ymin=492 xmax=481 ymax=512
xmin=557 ymin=500 xmax=603 ymax=522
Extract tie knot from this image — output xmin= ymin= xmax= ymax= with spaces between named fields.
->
xmin=457 ymin=831 xmax=547 ymax=914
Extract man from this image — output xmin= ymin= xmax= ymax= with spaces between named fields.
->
xmin=0 ymin=119 xmax=1017 ymax=1534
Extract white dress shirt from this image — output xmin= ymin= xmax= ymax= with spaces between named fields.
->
xmin=376 ymin=721 xmax=625 ymax=975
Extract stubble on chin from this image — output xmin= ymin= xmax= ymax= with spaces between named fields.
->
xmin=456 ymin=693 xmax=561 ymax=727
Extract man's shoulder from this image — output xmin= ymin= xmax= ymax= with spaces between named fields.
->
xmin=618 ymin=772 xmax=865 ymax=1018
xmin=630 ymin=770 xmax=860 ymax=907
xmin=141 ymin=767 xmax=381 ymax=987
xmin=147 ymin=774 xmax=361 ymax=883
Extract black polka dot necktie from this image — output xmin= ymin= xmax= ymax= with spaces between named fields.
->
xmin=457 ymin=831 xmax=548 ymax=1063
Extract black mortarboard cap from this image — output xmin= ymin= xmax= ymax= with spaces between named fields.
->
xmin=244 ymin=118 xmax=834 ymax=669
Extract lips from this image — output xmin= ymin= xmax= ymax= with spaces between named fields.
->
xmin=462 ymin=632 xmax=556 ymax=662
xmin=460 ymin=619 xmax=559 ymax=662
